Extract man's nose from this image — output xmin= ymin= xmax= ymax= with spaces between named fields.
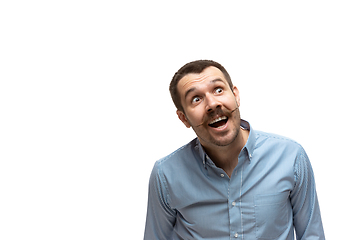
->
xmin=205 ymin=94 xmax=221 ymax=113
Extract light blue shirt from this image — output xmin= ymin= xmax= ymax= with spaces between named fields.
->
xmin=144 ymin=120 xmax=325 ymax=239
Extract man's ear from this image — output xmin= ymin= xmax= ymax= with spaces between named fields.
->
xmin=176 ymin=110 xmax=191 ymax=128
xmin=232 ymin=86 xmax=240 ymax=107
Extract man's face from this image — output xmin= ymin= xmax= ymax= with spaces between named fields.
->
xmin=176 ymin=66 xmax=241 ymax=147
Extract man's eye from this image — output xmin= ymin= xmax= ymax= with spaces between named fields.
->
xmin=215 ymin=88 xmax=223 ymax=94
xmin=192 ymin=96 xmax=201 ymax=103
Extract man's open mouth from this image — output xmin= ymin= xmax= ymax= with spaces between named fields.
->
xmin=208 ymin=116 xmax=228 ymax=128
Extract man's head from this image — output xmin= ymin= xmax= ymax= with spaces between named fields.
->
xmin=170 ymin=60 xmax=233 ymax=112
xmin=169 ymin=60 xmax=241 ymax=147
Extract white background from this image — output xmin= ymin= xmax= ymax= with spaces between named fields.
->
xmin=1 ymin=1 xmax=359 ymax=239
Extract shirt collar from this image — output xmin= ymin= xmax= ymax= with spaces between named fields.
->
xmin=241 ymin=119 xmax=256 ymax=161
xmin=195 ymin=119 xmax=256 ymax=167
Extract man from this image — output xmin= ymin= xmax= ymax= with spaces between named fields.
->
xmin=144 ymin=60 xmax=325 ymax=239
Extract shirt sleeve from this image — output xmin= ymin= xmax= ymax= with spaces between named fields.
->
xmin=290 ymin=147 xmax=325 ymax=240
xmin=144 ymin=161 xmax=177 ymax=240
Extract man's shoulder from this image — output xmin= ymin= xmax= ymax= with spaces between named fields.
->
xmin=254 ymin=129 xmax=303 ymax=151
xmin=154 ymin=138 xmax=199 ymax=171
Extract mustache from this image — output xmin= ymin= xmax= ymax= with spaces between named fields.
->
xmin=194 ymin=106 xmax=239 ymax=128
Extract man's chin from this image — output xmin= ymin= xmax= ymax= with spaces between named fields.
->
xmin=211 ymin=137 xmax=237 ymax=147
xmin=204 ymin=128 xmax=240 ymax=147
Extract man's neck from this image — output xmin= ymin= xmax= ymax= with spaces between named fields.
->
xmin=201 ymin=128 xmax=249 ymax=178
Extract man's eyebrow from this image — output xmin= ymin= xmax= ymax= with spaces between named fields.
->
xmin=184 ymin=87 xmax=196 ymax=99
xmin=184 ymin=78 xmax=225 ymax=99
xmin=210 ymin=78 xmax=226 ymax=84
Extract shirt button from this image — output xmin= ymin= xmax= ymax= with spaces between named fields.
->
xmin=234 ymin=233 xmax=239 ymax=238
xmin=220 ymin=173 xmax=225 ymax=177
xmin=232 ymin=201 xmax=236 ymax=206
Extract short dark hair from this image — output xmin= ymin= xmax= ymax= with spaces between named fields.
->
xmin=169 ymin=60 xmax=233 ymax=112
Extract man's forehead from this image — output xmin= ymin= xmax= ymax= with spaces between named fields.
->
xmin=178 ymin=66 xmax=226 ymax=92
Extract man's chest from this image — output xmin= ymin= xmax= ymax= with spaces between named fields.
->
xmin=168 ymin=156 xmax=294 ymax=239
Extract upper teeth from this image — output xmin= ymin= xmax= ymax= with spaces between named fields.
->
xmin=209 ymin=116 xmax=227 ymax=125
